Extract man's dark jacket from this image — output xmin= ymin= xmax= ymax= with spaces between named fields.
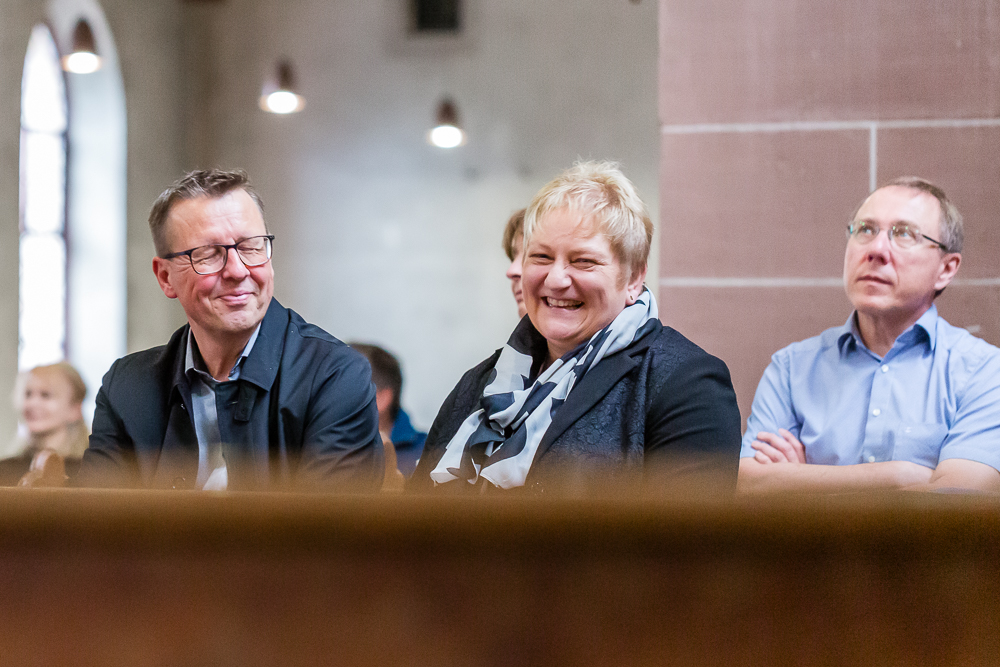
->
xmin=409 ymin=321 xmax=742 ymax=495
xmin=79 ymin=300 xmax=384 ymax=491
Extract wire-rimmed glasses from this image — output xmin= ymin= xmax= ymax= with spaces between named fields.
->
xmin=846 ymin=221 xmax=947 ymax=251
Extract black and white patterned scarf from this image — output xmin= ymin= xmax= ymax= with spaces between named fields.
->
xmin=430 ymin=287 xmax=659 ymax=490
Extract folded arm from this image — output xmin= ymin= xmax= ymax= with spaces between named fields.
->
xmin=739 ymin=451 xmax=933 ymax=495
xmin=740 ymin=341 xmax=1000 ymax=495
xmin=739 ymin=429 xmax=1000 ymax=494
xmin=909 ymin=458 xmax=1000 ymax=493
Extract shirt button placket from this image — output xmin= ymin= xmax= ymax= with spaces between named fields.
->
xmin=863 ymin=360 xmax=891 ymax=463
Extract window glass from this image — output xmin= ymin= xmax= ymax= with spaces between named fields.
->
xmin=19 ymin=24 xmax=68 ymax=370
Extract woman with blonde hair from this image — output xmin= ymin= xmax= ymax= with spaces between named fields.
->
xmin=0 ymin=362 xmax=89 ymax=486
xmin=410 ymin=161 xmax=741 ymax=496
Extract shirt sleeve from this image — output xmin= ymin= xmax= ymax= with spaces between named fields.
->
xmin=296 ymin=349 xmax=385 ymax=492
xmin=937 ymin=346 xmax=1000 ymax=472
xmin=741 ymin=349 xmax=801 ymax=458
xmin=644 ymin=352 xmax=743 ymax=493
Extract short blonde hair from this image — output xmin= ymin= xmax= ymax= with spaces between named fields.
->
xmin=523 ymin=161 xmax=652 ymax=280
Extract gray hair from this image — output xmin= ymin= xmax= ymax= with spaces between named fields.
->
xmin=148 ymin=169 xmax=265 ymax=256
xmin=853 ymin=176 xmax=963 ymax=253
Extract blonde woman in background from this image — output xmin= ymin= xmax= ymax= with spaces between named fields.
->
xmin=0 ymin=362 xmax=89 ymax=487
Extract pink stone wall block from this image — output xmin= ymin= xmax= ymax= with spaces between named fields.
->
xmin=660 ymin=285 xmax=852 ymax=425
xmin=660 ymin=130 xmax=868 ymax=278
xmin=660 ymin=0 xmax=1000 ymax=125
xmin=877 ymin=126 xmax=1000 ymax=280
xmin=936 ymin=285 xmax=1000 ymax=348
xmin=659 ymin=0 xmax=1000 ymax=430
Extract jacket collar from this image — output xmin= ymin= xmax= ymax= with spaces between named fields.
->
xmin=531 ymin=320 xmax=660 ymax=466
xmin=162 ymin=298 xmax=289 ymax=402
xmin=234 ymin=299 xmax=288 ymax=390
xmin=390 ymin=409 xmax=422 ymax=447
xmin=185 ymin=320 xmax=261 ymax=383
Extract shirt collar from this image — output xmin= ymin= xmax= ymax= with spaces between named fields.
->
xmin=912 ymin=305 xmax=939 ymax=350
xmin=838 ymin=305 xmax=939 ymax=355
xmin=390 ymin=409 xmax=420 ymax=445
xmin=185 ymin=323 xmax=262 ymax=384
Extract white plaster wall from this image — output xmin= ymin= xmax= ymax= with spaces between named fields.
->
xmin=100 ymin=0 xmax=189 ymax=351
xmin=0 ymin=0 xmax=48 ymax=444
xmin=50 ymin=0 xmax=127 ymax=423
xmin=188 ymin=0 xmax=660 ymax=430
xmin=0 ymin=0 xmax=184 ymax=441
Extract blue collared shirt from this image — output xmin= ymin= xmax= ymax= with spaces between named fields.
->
xmin=741 ymin=306 xmax=1000 ymax=471
xmin=185 ymin=324 xmax=261 ymax=489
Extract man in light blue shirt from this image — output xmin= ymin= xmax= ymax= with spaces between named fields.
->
xmin=740 ymin=177 xmax=1000 ymax=494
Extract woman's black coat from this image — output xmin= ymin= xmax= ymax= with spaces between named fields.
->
xmin=410 ymin=321 xmax=742 ymax=495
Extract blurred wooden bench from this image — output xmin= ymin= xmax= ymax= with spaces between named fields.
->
xmin=0 ymin=488 xmax=996 ymax=666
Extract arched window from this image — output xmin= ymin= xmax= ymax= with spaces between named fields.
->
xmin=18 ymin=3 xmax=127 ymax=423
xmin=19 ymin=24 xmax=69 ymax=370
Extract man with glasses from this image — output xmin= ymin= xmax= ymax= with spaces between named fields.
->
xmin=739 ymin=177 xmax=1000 ymax=494
xmin=79 ymin=169 xmax=384 ymax=491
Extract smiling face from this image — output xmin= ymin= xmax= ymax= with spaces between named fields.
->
xmin=152 ymin=189 xmax=274 ymax=347
xmin=523 ymin=207 xmax=646 ymax=362
xmin=506 ymin=233 xmax=527 ymax=318
xmin=844 ymin=185 xmax=961 ymax=325
xmin=21 ymin=371 xmax=82 ymax=438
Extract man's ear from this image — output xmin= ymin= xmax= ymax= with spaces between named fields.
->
xmin=152 ymin=257 xmax=178 ymax=299
xmin=375 ymin=387 xmax=394 ymax=416
xmin=934 ymin=252 xmax=962 ymax=293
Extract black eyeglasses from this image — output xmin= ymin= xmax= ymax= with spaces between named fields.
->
xmin=162 ymin=235 xmax=275 ymax=275
xmin=846 ymin=221 xmax=947 ymax=251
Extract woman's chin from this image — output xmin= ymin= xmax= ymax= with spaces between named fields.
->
xmin=26 ymin=425 xmax=59 ymax=439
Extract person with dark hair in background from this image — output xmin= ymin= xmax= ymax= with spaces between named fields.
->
xmin=502 ymin=208 xmax=528 ymax=319
xmin=79 ymin=169 xmax=383 ymax=491
xmin=350 ymin=343 xmax=427 ymax=479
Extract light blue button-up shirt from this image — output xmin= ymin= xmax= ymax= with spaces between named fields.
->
xmin=185 ymin=324 xmax=261 ymax=489
xmin=741 ymin=306 xmax=1000 ymax=471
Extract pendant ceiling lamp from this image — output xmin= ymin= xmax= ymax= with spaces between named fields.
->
xmin=259 ymin=60 xmax=305 ymax=114
xmin=61 ymin=19 xmax=101 ymax=74
xmin=428 ymin=98 xmax=466 ymax=148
